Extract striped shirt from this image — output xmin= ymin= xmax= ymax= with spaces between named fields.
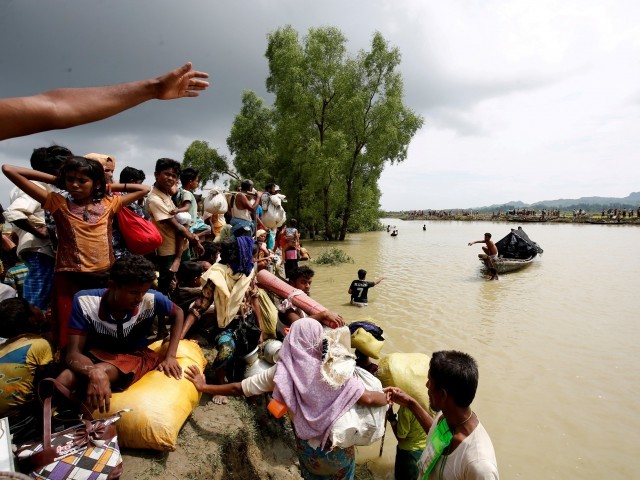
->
xmin=68 ymin=288 xmax=174 ymax=352
xmin=3 ymin=262 xmax=28 ymax=296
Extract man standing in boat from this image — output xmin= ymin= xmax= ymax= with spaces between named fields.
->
xmin=468 ymin=233 xmax=499 ymax=280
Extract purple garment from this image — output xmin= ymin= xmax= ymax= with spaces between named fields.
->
xmin=273 ymin=318 xmax=365 ymax=448
xmin=231 ymin=236 xmax=254 ymax=276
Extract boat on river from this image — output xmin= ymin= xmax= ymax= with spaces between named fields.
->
xmin=481 ymin=227 xmax=543 ymax=273
xmin=489 ymin=255 xmax=536 ymax=273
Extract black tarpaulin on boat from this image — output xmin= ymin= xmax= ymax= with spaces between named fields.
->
xmin=495 ymin=227 xmax=543 ymax=259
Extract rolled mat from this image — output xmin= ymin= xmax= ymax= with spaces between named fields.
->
xmin=256 ymin=269 xmax=327 ymax=315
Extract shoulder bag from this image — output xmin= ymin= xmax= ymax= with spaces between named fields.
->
xmin=14 ymin=379 xmax=128 ymax=480
xmin=117 ymin=205 xmax=162 ymax=255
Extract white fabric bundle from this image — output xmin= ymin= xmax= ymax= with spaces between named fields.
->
xmin=262 ymin=193 xmax=287 ymax=229
xmin=204 ymin=188 xmax=228 ymax=214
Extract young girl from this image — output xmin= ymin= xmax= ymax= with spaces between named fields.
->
xmin=2 ymin=157 xmax=150 ymax=348
xmin=279 ymin=219 xmax=300 ymax=280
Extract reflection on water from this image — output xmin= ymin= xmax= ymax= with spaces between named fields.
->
xmin=303 ymin=220 xmax=640 ymax=479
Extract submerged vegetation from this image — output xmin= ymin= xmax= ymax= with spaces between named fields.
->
xmin=314 ymin=248 xmax=354 ymax=265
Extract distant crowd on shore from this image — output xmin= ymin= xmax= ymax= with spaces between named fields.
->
xmin=402 ymin=207 xmax=640 ymax=222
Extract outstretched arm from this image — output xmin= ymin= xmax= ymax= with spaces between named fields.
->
xmin=0 ymin=62 xmax=209 ymax=141
xmin=184 ymin=365 xmax=244 ymax=396
xmin=111 ymin=182 xmax=151 ymax=206
xmin=357 ymin=389 xmax=389 ymax=407
xmin=285 ymin=309 xmax=344 ymax=329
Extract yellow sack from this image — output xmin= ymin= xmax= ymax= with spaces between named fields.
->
xmin=377 ymin=353 xmax=431 ymax=411
xmin=258 ymin=287 xmax=278 ymax=339
xmin=350 ymin=328 xmax=384 ymax=359
xmin=94 ymin=340 xmax=206 ymax=451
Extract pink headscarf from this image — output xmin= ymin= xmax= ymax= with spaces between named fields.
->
xmin=273 ymin=318 xmax=365 ymax=448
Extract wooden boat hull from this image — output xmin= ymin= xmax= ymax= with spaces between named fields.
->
xmin=480 ymin=256 xmax=536 ymax=273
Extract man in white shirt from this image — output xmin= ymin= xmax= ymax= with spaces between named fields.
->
xmin=385 ymin=350 xmax=499 ymax=479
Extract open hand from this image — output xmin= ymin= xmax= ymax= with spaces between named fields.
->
xmin=320 ymin=311 xmax=345 ymax=329
xmin=87 ymin=369 xmax=112 ymax=413
xmin=184 ymin=365 xmax=206 ymax=392
xmin=156 ymin=62 xmax=210 ymax=100
xmin=157 ymin=356 xmax=182 ymax=379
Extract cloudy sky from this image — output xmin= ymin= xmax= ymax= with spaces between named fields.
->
xmin=1 ymin=0 xmax=639 ymax=210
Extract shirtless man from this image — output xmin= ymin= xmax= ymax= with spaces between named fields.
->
xmin=230 ymin=180 xmax=262 ymax=238
xmin=468 ymin=233 xmax=499 ymax=280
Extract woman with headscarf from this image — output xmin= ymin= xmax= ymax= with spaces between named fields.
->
xmin=181 ymin=236 xmax=262 ymax=404
xmin=185 ymin=317 xmax=388 ymax=479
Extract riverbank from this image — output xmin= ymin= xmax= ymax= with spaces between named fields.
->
xmin=120 ymin=346 xmax=375 ymax=480
xmin=121 ymin=396 xmax=301 ymax=479
xmin=121 ymin=397 xmax=375 ymax=479
xmin=384 ymin=212 xmax=640 ymax=225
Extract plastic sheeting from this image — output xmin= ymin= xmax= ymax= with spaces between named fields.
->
xmin=495 ymin=227 xmax=543 ymax=259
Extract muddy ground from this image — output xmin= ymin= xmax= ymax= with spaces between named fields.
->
xmin=119 ymin=346 xmax=376 ymax=479
xmin=121 ymin=394 xmax=376 ymax=479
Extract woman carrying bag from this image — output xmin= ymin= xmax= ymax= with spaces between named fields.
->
xmin=185 ymin=317 xmax=389 ymax=479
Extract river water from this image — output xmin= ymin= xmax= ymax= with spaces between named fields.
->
xmin=301 ymin=219 xmax=639 ymax=479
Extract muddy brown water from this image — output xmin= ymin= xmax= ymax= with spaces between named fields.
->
xmin=301 ymin=219 xmax=639 ymax=479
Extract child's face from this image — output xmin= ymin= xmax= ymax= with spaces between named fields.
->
xmin=101 ymin=163 xmax=115 ymax=184
xmin=187 ymin=176 xmax=199 ymax=190
xmin=109 ymin=281 xmax=153 ymax=311
xmin=65 ymin=170 xmax=96 ymax=202
xmin=155 ymin=168 xmax=179 ymax=193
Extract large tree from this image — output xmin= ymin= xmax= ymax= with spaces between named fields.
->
xmin=227 ymin=90 xmax=276 ymax=188
xmin=335 ymin=32 xmax=423 ymax=239
xmin=227 ymin=25 xmax=422 ymax=239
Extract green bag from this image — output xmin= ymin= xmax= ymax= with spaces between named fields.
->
xmin=419 ymin=418 xmax=453 ymax=479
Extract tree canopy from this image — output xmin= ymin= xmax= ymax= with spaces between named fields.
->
xmin=227 ymin=25 xmax=423 ymax=239
xmin=182 ymin=140 xmax=233 ymax=190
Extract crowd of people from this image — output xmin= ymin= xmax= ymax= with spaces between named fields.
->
xmin=0 ymin=64 xmax=498 ymax=479
xmin=406 ymin=210 xmax=478 ymax=219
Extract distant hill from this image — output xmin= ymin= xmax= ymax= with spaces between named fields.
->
xmin=473 ymin=192 xmax=640 ymax=212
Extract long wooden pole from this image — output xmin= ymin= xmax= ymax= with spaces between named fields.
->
xmin=379 ymin=417 xmax=388 ymax=457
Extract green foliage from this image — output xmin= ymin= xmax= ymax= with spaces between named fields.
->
xmin=222 ymin=25 xmax=422 ymax=240
xmin=183 ymin=140 xmax=233 ymax=189
xmin=314 ymin=247 xmax=354 ymax=265
xmin=227 ymin=91 xmax=276 ymax=188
